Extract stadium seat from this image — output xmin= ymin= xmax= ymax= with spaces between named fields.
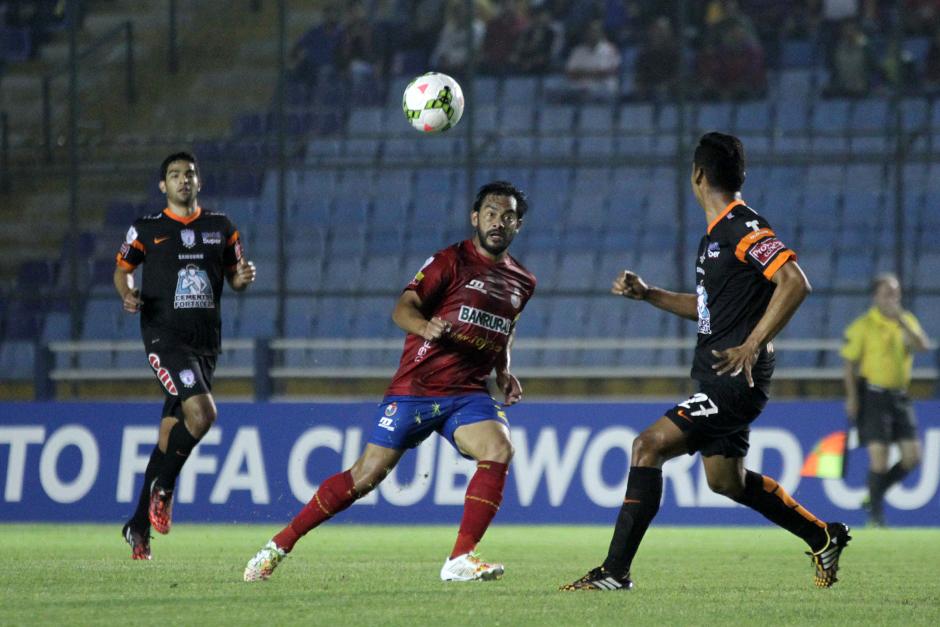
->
xmin=0 ymin=341 xmax=35 ymax=379
xmin=351 ymin=296 xmax=397 ymax=337
xmin=796 ymin=251 xmax=833 ymax=290
xmin=914 ymin=252 xmax=940 ymax=289
xmin=346 ymin=107 xmax=385 ymax=135
xmin=826 ymin=295 xmax=869 ymax=338
xmin=773 ymin=100 xmax=810 ymax=154
xmin=237 ymin=296 xmax=278 ymax=338
xmin=538 ymin=105 xmax=576 ymax=157
xmin=285 ymin=296 xmax=317 ymax=337
xmin=545 ymin=296 xmax=591 ymax=338
xmin=41 ymin=312 xmax=72 ymax=342
xmin=695 ymin=102 xmax=733 ymax=134
xmin=503 ymin=76 xmax=539 ymax=104
xmin=842 ymin=189 xmax=881 ymax=229
xmin=555 ymin=251 xmax=597 ymax=291
xmin=776 ymin=69 xmax=813 ymax=101
xmin=361 ymin=253 xmax=406 ymax=292
xmin=834 ymin=252 xmax=875 ymax=289
xmin=523 ymin=251 xmax=559 ymax=286
xmin=313 ymin=296 xmax=357 ymax=337
xmin=82 ymin=299 xmax=121 ymax=340
xmin=325 ymin=226 xmax=367 ymax=258
xmin=286 ymin=259 xmax=323 ymax=293
xmin=901 ymin=97 xmax=928 ymax=131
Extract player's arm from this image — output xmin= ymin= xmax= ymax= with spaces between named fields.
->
xmin=843 ymin=358 xmax=861 ymax=420
xmin=113 ymin=267 xmax=142 ymax=313
xmin=392 ymin=290 xmax=450 ymax=341
xmin=612 ymin=270 xmax=697 ymax=321
xmin=712 ymin=260 xmax=811 ymax=386
xmin=495 ymin=326 xmax=523 ymax=406
xmin=225 ymin=258 xmax=256 ymax=292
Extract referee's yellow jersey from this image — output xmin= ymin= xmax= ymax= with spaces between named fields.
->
xmin=840 ymin=307 xmax=925 ymax=391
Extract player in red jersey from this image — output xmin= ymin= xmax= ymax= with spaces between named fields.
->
xmin=245 ymin=181 xmax=536 ymax=583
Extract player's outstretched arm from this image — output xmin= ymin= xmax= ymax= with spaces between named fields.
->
xmin=392 ymin=290 xmax=451 ymax=341
xmin=712 ymin=260 xmax=811 ymax=387
xmin=612 ymin=270 xmax=697 ymax=321
xmin=495 ymin=327 xmax=522 ymax=406
xmin=113 ymin=267 xmax=142 ymax=313
xmin=226 ymin=258 xmax=257 ymax=292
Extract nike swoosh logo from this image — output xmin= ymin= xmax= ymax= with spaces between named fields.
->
xmin=154 ymin=236 xmax=170 ymax=244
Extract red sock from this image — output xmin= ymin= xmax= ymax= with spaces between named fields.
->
xmin=273 ymin=470 xmax=355 ymax=552
xmin=450 ymin=461 xmax=509 ymax=559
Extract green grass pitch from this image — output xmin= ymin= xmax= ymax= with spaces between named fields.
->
xmin=3 ymin=524 xmax=938 ymax=626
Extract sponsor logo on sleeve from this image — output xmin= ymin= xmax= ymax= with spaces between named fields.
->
xmin=748 ymin=238 xmax=786 ymax=266
xmin=458 ymin=306 xmax=511 ymax=335
xmin=125 ymin=226 xmax=138 ymax=244
xmin=707 ymin=242 xmax=720 ymax=258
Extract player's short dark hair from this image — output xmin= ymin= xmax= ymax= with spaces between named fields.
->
xmin=693 ymin=132 xmax=746 ymax=192
xmin=473 ymin=181 xmax=529 ymax=221
xmin=160 ymin=152 xmax=199 ymax=181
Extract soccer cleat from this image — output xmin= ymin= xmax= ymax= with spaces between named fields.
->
xmin=560 ymin=566 xmax=634 ymax=591
xmin=244 ymin=540 xmax=287 ymax=582
xmin=122 ymin=521 xmax=152 ymax=560
xmin=440 ymin=552 xmax=504 ymax=582
xmin=807 ymin=522 xmax=852 ymax=588
xmin=148 ymin=480 xmax=174 ymax=535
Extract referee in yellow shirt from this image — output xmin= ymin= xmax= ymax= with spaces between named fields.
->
xmin=842 ymin=273 xmax=930 ymax=526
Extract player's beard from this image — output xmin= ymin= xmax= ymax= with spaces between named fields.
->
xmin=477 ymin=226 xmax=511 ymax=256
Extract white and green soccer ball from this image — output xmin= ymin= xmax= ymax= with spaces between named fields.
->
xmin=402 ymin=72 xmax=465 ymax=133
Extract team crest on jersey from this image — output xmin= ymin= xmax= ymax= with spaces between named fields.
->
xmin=179 ymin=369 xmax=196 ymax=388
xmin=696 ymin=283 xmax=712 ymax=335
xmin=385 ymin=402 xmax=398 ymax=417
xmin=174 ymin=264 xmax=215 ymax=309
xmin=180 ymin=229 xmax=196 ymax=249
xmin=510 ymin=288 xmax=522 ymax=309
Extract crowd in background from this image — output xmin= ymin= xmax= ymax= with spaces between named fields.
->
xmin=288 ymin=0 xmax=940 ymax=102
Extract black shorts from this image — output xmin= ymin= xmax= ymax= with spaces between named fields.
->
xmin=146 ymin=349 xmax=216 ymax=419
xmin=858 ymin=385 xmax=918 ymax=445
xmin=665 ymin=381 xmax=769 ymax=458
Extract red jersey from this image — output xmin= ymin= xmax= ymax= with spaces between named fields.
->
xmin=385 ymin=240 xmax=537 ymax=397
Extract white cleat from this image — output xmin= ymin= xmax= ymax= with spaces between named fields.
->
xmin=440 ymin=552 xmax=504 ymax=582
xmin=243 ymin=540 xmax=287 ymax=582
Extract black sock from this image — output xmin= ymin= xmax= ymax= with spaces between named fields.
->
xmin=130 ymin=446 xmax=164 ymax=528
xmin=602 ymin=466 xmax=663 ymax=577
xmin=155 ymin=422 xmax=200 ymax=490
xmin=883 ymin=462 xmax=910 ymax=489
xmin=732 ymin=470 xmax=828 ymax=551
xmin=868 ymin=470 xmax=889 ymax=516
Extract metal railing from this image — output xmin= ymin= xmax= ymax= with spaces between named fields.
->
xmin=34 ymin=337 xmax=940 ymax=401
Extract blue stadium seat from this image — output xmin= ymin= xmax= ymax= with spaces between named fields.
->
xmin=499 ymin=104 xmax=535 ymax=133
xmin=901 ymin=98 xmax=928 ymax=131
xmin=82 ymin=299 xmax=121 ymax=340
xmin=842 ymin=189 xmax=881 ymax=229
xmin=351 ymin=297 xmax=397 ymax=337
xmin=618 ymin=103 xmax=654 ymax=131
xmin=320 ymin=255 xmax=365 ymax=293
xmin=773 ymin=100 xmax=809 ymax=153
xmin=567 ymin=193 xmax=608 ymax=228
xmin=834 ymin=252 xmax=875 ymax=289
xmin=236 ymin=296 xmax=278 ymax=338
xmin=503 ymin=76 xmax=539 ymax=104
xmin=523 ymin=251 xmax=559 ymax=286
xmin=781 ymin=39 xmax=815 ymax=67
xmin=826 ymin=295 xmax=869 ymax=337
xmin=696 ymin=102 xmax=733 ymax=133
xmin=286 ymin=259 xmax=322 ymax=293
xmin=306 ymin=137 xmax=343 ymax=160
xmin=347 ymin=107 xmax=385 ymax=134
xmin=545 ymin=296 xmax=591 ymax=338
xmin=796 ymin=251 xmax=833 ymax=290
xmin=799 ymin=190 xmax=840 ymax=224
xmin=247 ymin=224 xmax=280 ymax=259
xmin=42 ymin=312 xmax=72 ymax=342
xmin=361 ymin=253 xmax=407 ymax=292
xmin=914 ymin=252 xmax=940 ymax=289
xmin=912 ymin=295 xmax=940 ymax=340
xmin=0 ymin=340 xmax=36 ymax=380
xmin=555 ymin=251 xmax=597 ymax=291
xmin=776 ymin=69 xmax=813 ymax=101
xmin=538 ymin=105 xmax=576 ymax=157
xmin=733 ymin=101 xmax=772 ymax=133
xmin=285 ymin=297 xmax=317 ymax=337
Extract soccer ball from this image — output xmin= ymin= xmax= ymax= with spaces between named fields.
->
xmin=402 ymin=72 xmax=465 ymax=133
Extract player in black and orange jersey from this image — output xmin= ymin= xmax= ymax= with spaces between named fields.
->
xmin=563 ymin=133 xmax=850 ymax=592
xmin=243 ymin=181 xmax=536 ymax=584
xmin=114 ymin=152 xmax=256 ymax=559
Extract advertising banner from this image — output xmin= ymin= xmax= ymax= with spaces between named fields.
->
xmin=1 ymin=401 xmax=937 ymax=526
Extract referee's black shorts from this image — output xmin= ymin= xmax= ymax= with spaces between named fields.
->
xmin=665 ymin=380 xmax=769 ymax=458
xmin=858 ymin=384 xmax=918 ymax=445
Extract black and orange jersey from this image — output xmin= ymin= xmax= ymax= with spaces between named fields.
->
xmin=115 ymin=207 xmax=243 ymax=355
xmin=691 ymin=199 xmax=797 ymax=391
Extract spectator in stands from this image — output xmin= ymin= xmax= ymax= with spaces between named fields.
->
xmin=509 ymin=5 xmax=558 ymax=74
xmin=842 ymin=273 xmax=929 ymax=527
xmin=903 ymin=0 xmax=940 ymax=35
xmin=289 ymin=3 xmax=344 ymax=88
xmin=552 ymin=0 xmax=602 ymax=55
xmin=879 ymin=38 xmax=919 ymax=94
xmin=481 ymin=0 xmax=529 ymax=73
xmin=697 ymin=21 xmax=767 ymax=100
xmin=372 ymin=0 xmax=410 ymax=77
xmin=825 ymin=19 xmax=875 ymax=97
xmin=429 ymin=0 xmax=485 ymax=76
xmin=338 ymin=1 xmax=379 ymax=84
xmin=563 ymin=19 xmax=621 ymax=100
xmin=924 ymin=24 xmax=940 ymax=91
xmin=634 ymin=15 xmax=680 ymax=101
xmin=408 ymin=0 xmax=450 ymax=63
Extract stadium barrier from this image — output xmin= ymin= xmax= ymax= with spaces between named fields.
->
xmin=37 ymin=338 xmax=940 ymax=399
xmin=1 ymin=401 xmax=937 ymax=526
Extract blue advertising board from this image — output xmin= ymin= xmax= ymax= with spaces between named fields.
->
xmin=1 ymin=401 xmax=937 ymax=526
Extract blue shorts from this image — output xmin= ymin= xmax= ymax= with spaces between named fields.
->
xmin=367 ymin=393 xmax=508 ymax=458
